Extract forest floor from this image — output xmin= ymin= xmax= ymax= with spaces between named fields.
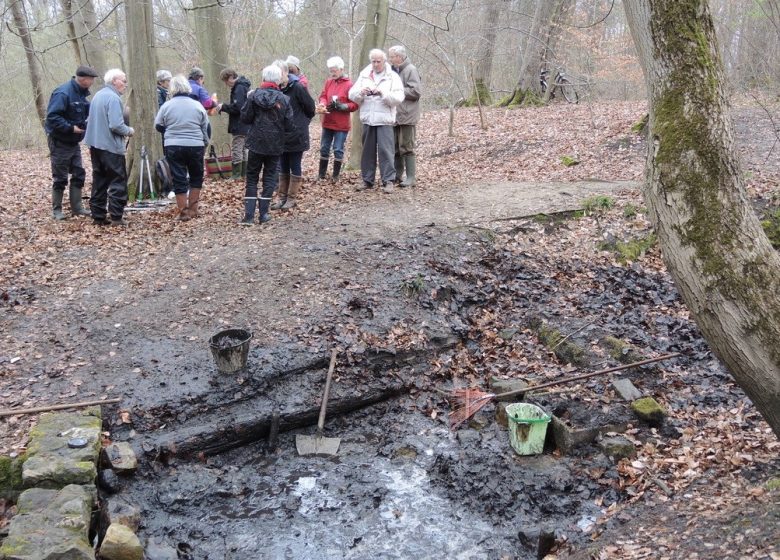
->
xmin=0 ymin=98 xmax=778 ymax=559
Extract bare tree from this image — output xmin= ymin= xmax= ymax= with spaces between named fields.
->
xmin=9 ymin=0 xmax=46 ymax=125
xmin=190 ymin=0 xmax=230 ymax=150
xmin=60 ymin=0 xmax=106 ymax=77
xmin=125 ymin=0 xmax=162 ymax=199
xmin=347 ymin=0 xmax=389 ymax=170
xmin=469 ymin=0 xmax=508 ymax=105
xmin=625 ymin=0 xmax=780 ymax=437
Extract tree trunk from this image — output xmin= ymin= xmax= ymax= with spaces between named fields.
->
xmin=504 ymin=0 xmax=566 ymax=106
xmin=347 ymin=0 xmax=389 ymax=170
xmin=60 ymin=0 xmax=83 ymax=65
xmin=10 ymin=0 xmax=46 ymax=126
xmin=318 ymin=0 xmax=334 ymax=57
xmin=191 ymin=0 xmax=230 ymax=150
xmin=624 ymin=0 xmax=780 ymax=438
xmin=70 ymin=0 xmax=107 ymax=79
xmin=125 ymin=0 xmax=162 ymax=200
xmin=469 ymin=0 xmax=507 ymax=105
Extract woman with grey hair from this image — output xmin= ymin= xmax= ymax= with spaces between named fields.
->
xmin=315 ymin=55 xmax=358 ymax=182
xmin=155 ymin=75 xmax=211 ymax=221
xmin=156 ymin=70 xmax=172 ymax=108
xmin=239 ymin=65 xmax=294 ymax=225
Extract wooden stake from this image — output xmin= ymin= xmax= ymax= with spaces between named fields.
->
xmin=0 ymin=398 xmax=121 ymax=417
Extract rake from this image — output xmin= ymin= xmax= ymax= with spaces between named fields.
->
xmin=447 ymin=352 xmax=681 ymax=429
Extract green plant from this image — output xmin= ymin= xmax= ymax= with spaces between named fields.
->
xmin=760 ymin=208 xmax=780 ymax=249
xmin=401 ymin=275 xmax=426 ymax=297
xmin=582 ymin=195 xmax=615 ymax=215
xmin=623 ymin=204 xmax=639 ymax=218
xmin=599 ymin=233 xmax=658 ymax=263
xmin=560 ymin=155 xmax=580 ymax=166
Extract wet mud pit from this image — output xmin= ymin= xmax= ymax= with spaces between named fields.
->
xmin=3 ymin=179 xmax=763 ymax=558
xmin=62 ymin=182 xmax=732 ymax=559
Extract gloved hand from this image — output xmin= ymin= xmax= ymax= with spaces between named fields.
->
xmin=326 ymin=100 xmax=338 ymax=112
xmin=335 ymin=102 xmax=349 ymax=111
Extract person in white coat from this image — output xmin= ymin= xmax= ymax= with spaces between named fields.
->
xmin=348 ymin=49 xmax=404 ymax=193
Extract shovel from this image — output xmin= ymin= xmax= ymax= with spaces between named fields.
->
xmin=296 ymin=349 xmax=341 ymax=456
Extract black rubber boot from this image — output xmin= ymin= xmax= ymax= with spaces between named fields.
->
xmin=52 ymin=189 xmax=66 ymax=220
xmin=332 ymin=160 xmax=343 ymax=181
xmin=240 ymin=198 xmax=256 ymax=225
xmin=69 ymin=187 xmax=91 ymax=216
xmin=318 ymin=158 xmax=329 ymax=180
xmin=258 ymin=198 xmax=272 ymax=224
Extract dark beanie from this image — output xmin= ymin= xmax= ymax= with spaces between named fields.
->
xmin=75 ymin=65 xmax=99 ymax=78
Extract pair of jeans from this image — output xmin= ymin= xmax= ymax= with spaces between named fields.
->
xmin=360 ymin=124 xmax=395 ymax=185
xmin=320 ymin=128 xmax=348 ymax=161
xmin=166 ymin=145 xmax=205 ymax=195
xmin=280 ymin=151 xmax=303 ymax=176
xmin=48 ymin=137 xmax=85 ymax=192
xmin=89 ymin=147 xmax=127 ymax=220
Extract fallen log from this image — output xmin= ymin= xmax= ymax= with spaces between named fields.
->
xmin=153 ymin=382 xmax=408 ymax=459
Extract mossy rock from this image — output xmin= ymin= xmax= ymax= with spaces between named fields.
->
xmin=527 ymin=317 xmax=590 ymax=366
xmin=631 ymin=397 xmax=666 ymax=425
xmin=600 ymin=336 xmax=643 ymax=364
xmin=0 ymin=454 xmax=26 ymax=501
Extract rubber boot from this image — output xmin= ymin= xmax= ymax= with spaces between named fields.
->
xmin=401 ymin=155 xmax=416 ymax=187
xmin=240 ymin=197 xmax=256 ymax=225
xmin=258 ymin=198 xmax=272 ymax=224
xmin=69 ymin=187 xmax=90 ymax=216
xmin=231 ymin=162 xmax=242 ymax=180
xmin=318 ymin=158 xmax=329 ymax=180
xmin=52 ymin=189 xmax=67 ymax=220
xmin=394 ymin=154 xmax=405 ymax=185
xmin=281 ymin=175 xmax=302 ymax=211
xmin=187 ymin=187 xmax=201 ymax=218
xmin=271 ymin=174 xmax=290 ymax=210
xmin=332 ymin=160 xmax=343 ymax=181
xmin=175 ymin=193 xmax=190 ymax=221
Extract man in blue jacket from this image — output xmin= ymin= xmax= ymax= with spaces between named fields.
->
xmin=44 ymin=65 xmax=99 ymax=220
xmin=84 ymin=68 xmax=135 ymax=226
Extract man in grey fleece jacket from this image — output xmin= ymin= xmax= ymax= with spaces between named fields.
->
xmin=85 ymin=68 xmax=134 ymax=226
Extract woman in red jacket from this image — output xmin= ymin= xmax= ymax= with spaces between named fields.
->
xmin=315 ymin=56 xmax=358 ymax=181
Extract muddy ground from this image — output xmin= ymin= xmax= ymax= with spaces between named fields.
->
xmin=1 ymin=102 xmax=778 ymax=559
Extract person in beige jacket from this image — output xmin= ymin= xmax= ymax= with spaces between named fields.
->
xmin=389 ymin=45 xmax=422 ymax=187
xmin=348 ymin=49 xmax=404 ymax=193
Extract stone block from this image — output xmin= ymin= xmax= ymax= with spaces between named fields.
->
xmin=612 ymin=378 xmax=643 ymax=401
xmin=0 ymin=484 xmax=94 ymax=560
xmin=102 ymin=442 xmax=138 ymax=474
xmin=101 ymin=496 xmax=141 ymax=532
xmin=99 ymin=523 xmax=143 ymax=560
xmin=598 ymin=436 xmax=637 ymax=461
xmin=22 ymin=408 xmax=102 ymax=489
xmin=0 ymin=454 xmax=25 ymax=501
xmin=489 ymin=378 xmax=529 ymax=401
xmin=550 ymin=416 xmax=629 ymax=454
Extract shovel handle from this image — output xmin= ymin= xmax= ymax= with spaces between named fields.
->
xmin=317 ymin=349 xmax=338 ymax=432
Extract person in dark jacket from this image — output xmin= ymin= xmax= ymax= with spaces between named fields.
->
xmin=239 ymin=65 xmax=294 ymax=225
xmin=156 ymin=70 xmax=172 ymax=108
xmin=217 ymin=68 xmax=251 ymax=179
xmin=44 ymin=65 xmax=99 ymax=220
xmin=271 ymin=60 xmax=315 ymax=211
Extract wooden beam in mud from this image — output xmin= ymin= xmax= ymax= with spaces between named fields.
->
xmin=153 ymin=382 xmax=408 ymax=459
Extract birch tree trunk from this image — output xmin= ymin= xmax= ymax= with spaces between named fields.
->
xmin=624 ymin=0 xmax=780 ymax=438
xmin=10 ymin=0 xmax=46 ymax=125
xmin=125 ymin=0 xmax=162 ymax=199
xmin=347 ymin=0 xmax=389 ymax=170
xmin=191 ymin=0 xmax=230 ymax=150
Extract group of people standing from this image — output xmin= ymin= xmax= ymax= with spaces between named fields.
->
xmin=43 ymin=45 xmax=421 ymax=227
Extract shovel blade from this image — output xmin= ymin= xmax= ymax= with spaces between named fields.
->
xmin=296 ymin=434 xmax=341 ymax=456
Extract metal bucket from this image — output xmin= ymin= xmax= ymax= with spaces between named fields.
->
xmin=209 ymin=329 xmax=252 ymax=373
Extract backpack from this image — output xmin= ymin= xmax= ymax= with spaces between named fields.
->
xmin=155 ymin=157 xmax=173 ymax=193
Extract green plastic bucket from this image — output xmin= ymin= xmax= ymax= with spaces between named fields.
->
xmin=506 ymin=403 xmax=551 ymax=455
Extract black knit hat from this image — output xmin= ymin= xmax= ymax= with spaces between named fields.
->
xmin=75 ymin=65 xmax=99 ymax=78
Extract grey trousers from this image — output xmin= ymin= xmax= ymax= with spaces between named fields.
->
xmin=231 ymin=134 xmax=247 ymax=165
xmin=361 ymin=124 xmax=395 ymax=185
